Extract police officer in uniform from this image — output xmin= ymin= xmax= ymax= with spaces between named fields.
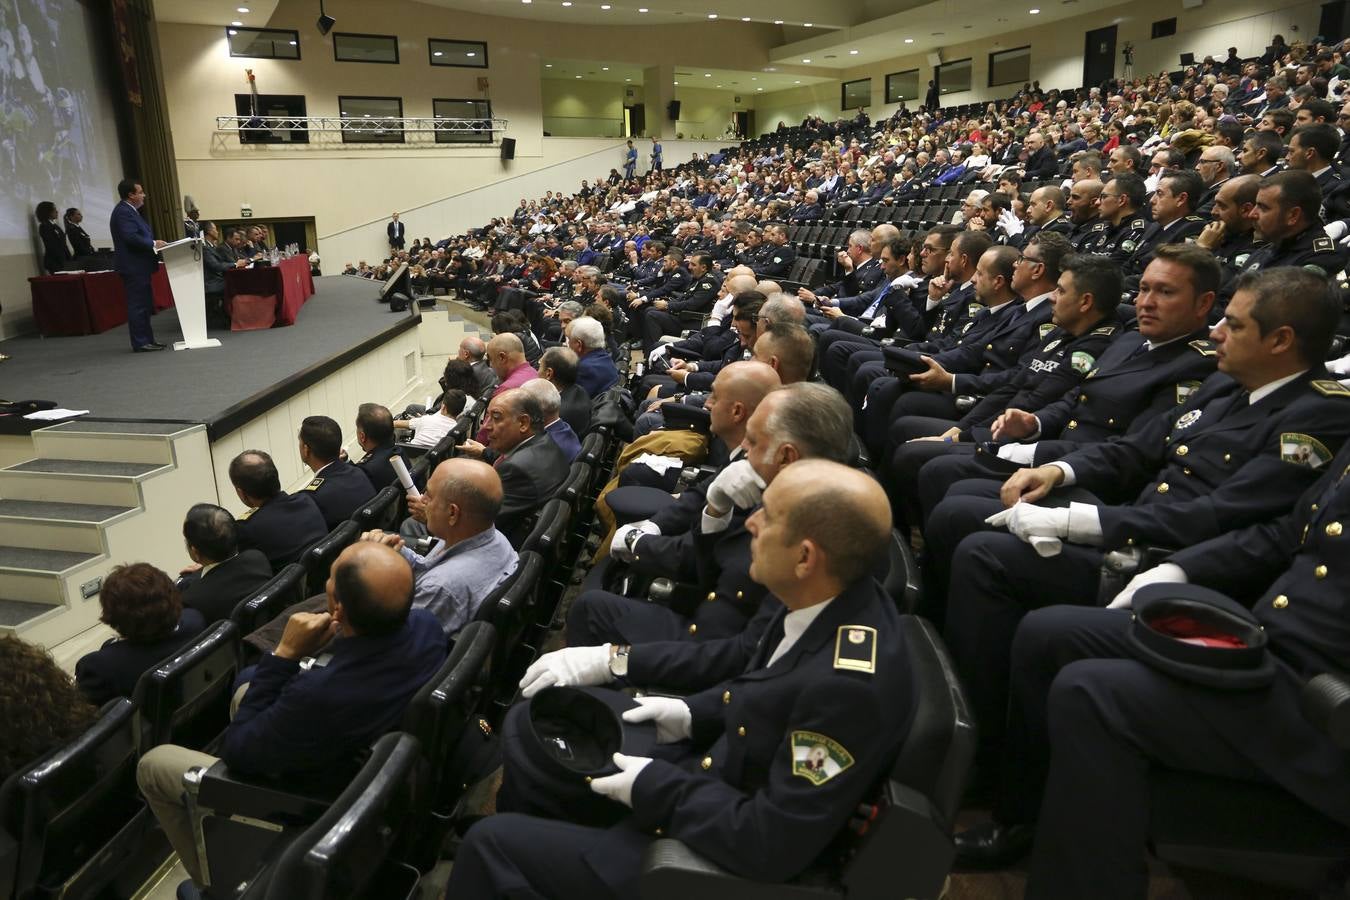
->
xmin=566 ymin=385 xmax=853 ymax=646
xmin=640 ymin=252 xmax=723 ymax=351
xmin=936 ymin=267 xmax=1350 ymax=799
xmin=450 ymin=461 xmax=912 ymax=898
xmin=1122 ymin=170 xmax=1209 ymax=286
xmin=628 ymin=249 xmax=691 ymax=340
xmin=351 ymin=403 xmax=402 ymax=491
xmin=297 ymin=415 xmax=377 ymax=530
xmin=1241 ymin=169 xmax=1350 ymax=278
xmin=962 ymin=424 xmax=1350 ymax=893
xmin=1193 ymin=174 xmax=1263 ymax=301
xmin=1063 ymin=180 xmax=1105 ymax=251
xmin=1077 ymin=173 xmax=1149 ymax=261
xmin=229 ymin=450 xmax=329 ymax=571
xmin=751 ymin=224 xmax=797 ymax=279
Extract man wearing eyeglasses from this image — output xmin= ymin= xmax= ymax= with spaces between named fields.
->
xmin=1193 ymin=146 xmax=1235 ymax=216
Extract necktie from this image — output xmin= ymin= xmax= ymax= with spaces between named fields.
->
xmin=750 ymin=611 xmax=787 ymax=672
xmin=862 ymin=284 xmax=892 ymax=320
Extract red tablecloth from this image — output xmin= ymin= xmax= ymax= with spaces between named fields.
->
xmin=223 ymin=256 xmax=315 ymax=326
xmin=29 ymin=265 xmax=176 ymax=337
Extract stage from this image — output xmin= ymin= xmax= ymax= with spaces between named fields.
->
xmin=0 ymin=274 xmax=420 ymax=440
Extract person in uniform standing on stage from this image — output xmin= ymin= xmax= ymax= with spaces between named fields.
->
xmin=110 ymin=178 xmax=166 ymax=352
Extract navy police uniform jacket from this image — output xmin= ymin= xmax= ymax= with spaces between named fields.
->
xmin=237 ymin=491 xmax=329 ymax=571
xmin=1057 ymin=369 xmax=1350 ymax=549
xmin=667 ymin=271 xmax=722 ymax=314
xmin=1028 ymin=329 xmax=1218 ymax=464
xmin=620 ymin=577 xmax=914 ymax=884
xmin=1240 ymin=226 xmax=1350 ymax=279
xmin=354 ymin=443 xmax=402 ymax=491
xmin=934 ymin=298 xmax=1056 ymax=396
xmin=304 ymin=459 xmax=377 ymax=531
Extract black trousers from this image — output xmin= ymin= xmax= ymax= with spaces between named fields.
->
xmin=122 ymin=271 xmax=155 ymax=349
xmin=566 ymin=589 xmax=694 ymax=646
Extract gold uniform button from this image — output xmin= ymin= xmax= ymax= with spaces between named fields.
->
xmin=1328 ymin=522 xmax=1344 ymax=537
xmin=1156 ymin=483 xmax=1169 ymax=494
xmin=706 ymin=591 xmax=716 ymax=602
xmin=735 ymin=591 xmax=743 ymax=599
xmin=688 ymin=624 xmax=698 ymax=635
xmin=1080 ymin=393 xmax=1087 ymax=401
xmin=1223 ymin=453 xmax=1232 ymax=462
xmin=986 ymin=343 xmax=993 ymax=350
xmin=1183 ymin=468 xmax=1192 ymax=476
xmin=654 ymin=828 xmax=663 ymax=836
xmin=1067 ymin=420 xmax=1078 ymax=429
xmin=701 ymin=756 xmax=713 ymax=770
xmin=1311 ymin=504 xmax=1320 ymax=512
xmin=737 ymin=726 xmax=746 ymax=737
xmin=1273 ymin=595 xmax=1289 ymax=609
xmin=1176 ymin=445 xmax=1188 ymax=456
xmin=1315 ymin=565 xmax=1329 ymax=579
xmin=1107 ymin=418 xmax=1115 ymax=426
xmin=722 ymin=690 xmax=732 ymax=704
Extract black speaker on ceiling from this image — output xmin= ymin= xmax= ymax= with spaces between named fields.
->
xmin=667 ymin=100 xmax=681 ymax=120
xmin=317 ymin=13 xmax=336 ymax=34
xmin=500 ymin=137 xmax=516 ymax=160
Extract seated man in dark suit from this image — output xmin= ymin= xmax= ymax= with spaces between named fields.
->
xmin=75 ymin=563 xmax=206 ymax=706
xmin=176 ymin=503 xmax=274 ymax=623
xmin=481 ymin=387 xmax=571 ymax=542
xmin=230 ymin=450 xmax=329 ymax=570
xmin=539 ymin=346 xmax=592 ymax=436
xmin=297 ymin=415 xmax=377 ymax=530
xmin=522 ymin=378 xmax=582 ymax=462
xmin=570 ymin=316 xmax=621 ymax=397
xmin=137 ymin=542 xmax=447 ymax=898
xmin=351 ymin=403 xmax=402 ymax=491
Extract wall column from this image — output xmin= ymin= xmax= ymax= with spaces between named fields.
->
xmin=643 ymin=64 xmax=676 ymax=139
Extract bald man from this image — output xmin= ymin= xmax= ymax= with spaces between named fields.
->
xmin=475 ymin=333 xmax=538 ymax=442
xmin=452 ymin=461 xmax=913 ymax=897
xmin=459 ymin=335 xmax=498 ymax=395
xmin=1065 ymin=179 xmax=1105 ymax=250
xmin=362 ymin=457 xmax=518 ymax=634
xmin=138 ymin=540 xmax=446 ymax=895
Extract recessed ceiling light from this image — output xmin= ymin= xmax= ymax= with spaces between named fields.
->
xmin=466 ymin=51 xmax=476 ymax=56
xmin=602 ymin=66 xmax=609 ymax=70
xmin=849 ymin=49 xmax=859 ymax=54
xmin=562 ymin=1 xmax=571 ymax=4
xmin=757 ymin=87 xmax=763 ymax=91
xmin=741 ymin=16 xmax=750 ymax=21
xmin=545 ymin=63 xmax=553 ymax=66
xmin=704 ymin=72 xmax=712 ymax=76
xmin=600 ymin=3 xmax=610 ymax=7
xmin=803 ymin=22 xmax=812 ymax=26
xmin=289 ymin=39 xmax=297 ymax=44
xmin=707 ymin=12 xmax=717 ymax=18
xmin=575 ymin=74 xmax=582 ymax=78
xmin=638 ymin=6 xmax=648 ymax=10
xmin=236 ymin=6 xmax=250 ymax=12
xmin=434 ymin=50 xmax=444 ymax=56
xmin=773 ymin=19 xmax=783 ymax=23
xmin=625 ymin=77 xmax=631 ymax=81
xmin=794 ymin=80 xmax=801 ymax=84
xmin=673 ymin=80 xmax=679 ymax=84
xmin=801 ymin=58 xmax=811 ymax=63
xmin=230 ymin=20 xmax=242 ymax=26
xmin=227 ymin=28 xmax=238 ymax=34
xmin=1029 ymin=6 xmax=1040 ymax=11
xmin=904 ymin=37 xmax=914 ymax=42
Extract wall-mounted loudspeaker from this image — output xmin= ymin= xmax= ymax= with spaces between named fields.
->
xmin=500 ymin=137 xmax=516 ymax=160
xmin=668 ymin=100 xmax=681 ymax=120
xmin=317 ymin=13 xmax=336 ymax=34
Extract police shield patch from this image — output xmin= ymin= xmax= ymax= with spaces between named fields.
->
xmin=790 ymin=731 xmax=855 ymax=786
xmin=1070 ymin=351 xmax=1095 ymax=374
xmin=1039 ymin=323 xmax=1055 ymax=339
xmin=1281 ymin=433 xmax=1331 ymax=469
xmin=1176 ymin=380 xmax=1202 ymax=404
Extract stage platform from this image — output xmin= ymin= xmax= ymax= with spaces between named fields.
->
xmin=0 ymin=274 xmax=420 ymax=440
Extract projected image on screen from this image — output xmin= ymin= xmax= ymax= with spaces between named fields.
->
xmin=0 ymin=0 xmax=122 ymax=250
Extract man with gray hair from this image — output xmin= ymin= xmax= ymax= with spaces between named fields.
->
xmin=475 ymin=387 xmax=570 ymax=542
xmin=459 ymin=335 xmax=498 ymax=396
xmin=520 ymin=378 xmax=581 ymax=461
xmin=569 ymin=315 xmax=620 ymax=397
xmin=1195 ymin=145 xmax=1236 ymax=215
xmin=798 ymin=228 xmax=882 ymax=307
xmin=565 ymin=382 xmax=856 ymax=646
xmin=542 ymin=299 xmax=586 ymax=345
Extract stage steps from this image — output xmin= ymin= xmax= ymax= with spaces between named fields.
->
xmin=0 ymin=420 xmax=215 ymax=649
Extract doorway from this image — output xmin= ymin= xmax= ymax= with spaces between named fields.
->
xmin=624 ymin=104 xmax=646 ymax=138
xmin=1083 ymin=25 xmax=1117 ymax=90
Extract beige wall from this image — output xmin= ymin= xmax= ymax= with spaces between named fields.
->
xmin=543 ymin=80 xmax=636 ymax=137
xmin=755 ymin=0 xmax=1322 ymax=131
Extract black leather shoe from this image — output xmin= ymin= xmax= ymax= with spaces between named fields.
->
xmin=134 ymin=343 xmax=166 ymax=352
xmin=954 ymin=821 xmax=1034 ymax=870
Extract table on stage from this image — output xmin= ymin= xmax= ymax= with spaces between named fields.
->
xmin=224 ymin=255 xmax=316 ymax=328
xmin=29 ymin=266 xmax=176 ymax=337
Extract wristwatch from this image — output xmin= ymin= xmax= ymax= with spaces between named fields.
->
xmin=609 ymin=644 xmax=631 ymax=677
xmin=625 ymin=527 xmax=644 ymax=556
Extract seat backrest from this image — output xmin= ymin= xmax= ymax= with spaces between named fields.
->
xmin=401 ymin=621 xmax=497 ymax=809
xmin=577 ymin=431 xmax=606 ymax=469
xmin=557 ymin=461 xmax=593 ymax=505
xmin=263 ymin=733 xmax=425 ymax=900
xmin=880 ymin=531 xmax=924 ymax=614
xmin=133 ymin=621 xmax=241 ymax=752
xmin=302 ymin=520 xmax=361 ymax=597
xmin=232 ymin=563 xmax=307 ymax=635
xmin=0 ymin=699 xmax=141 ymax=898
xmin=351 ymin=484 xmax=401 ymax=531
xmin=475 ymin=551 xmax=545 ymax=681
xmin=519 ymin=498 xmax=570 ymax=565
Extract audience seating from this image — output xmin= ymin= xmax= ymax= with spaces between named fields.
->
xmin=639 ymin=615 xmax=975 ymax=900
xmin=351 ymin=484 xmax=402 ymax=532
xmin=132 ymin=621 xmax=241 ymax=754
xmin=232 ymin=563 xmax=308 ymax=635
xmin=882 ymin=529 xmax=924 ymax=615
xmin=301 ymin=520 xmax=361 ymax=597
xmin=473 ymin=550 xmax=546 ymax=722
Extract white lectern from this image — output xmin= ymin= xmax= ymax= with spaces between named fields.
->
xmin=159 ymin=237 xmax=222 ymax=351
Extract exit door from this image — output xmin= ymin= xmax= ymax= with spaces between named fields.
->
xmin=1083 ymin=25 xmax=1117 ymax=90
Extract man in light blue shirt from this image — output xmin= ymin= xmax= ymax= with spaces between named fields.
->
xmin=364 ymin=457 xmax=517 ymax=636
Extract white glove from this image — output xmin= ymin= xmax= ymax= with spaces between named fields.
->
xmin=622 ymin=696 xmax=693 ymax=744
xmin=1327 ymin=221 xmax=1349 ymax=241
xmin=589 ymin=752 xmax=652 ymax=808
xmin=996 ymin=442 xmax=1038 ymax=464
xmin=997 ymin=209 xmax=1025 ymax=237
xmin=892 ymin=273 xmax=923 ymax=290
xmin=985 ymin=503 xmax=1065 ymax=558
xmin=705 ymin=459 xmax=766 ymax=514
xmin=610 ymin=521 xmax=661 ymax=563
xmin=1004 ymin=503 xmax=1071 ymax=541
xmin=648 ymin=343 xmax=672 ymax=364
xmin=1144 ymin=173 xmax=1161 ymax=194
xmin=1108 ymin=562 xmax=1188 ymax=610
xmin=1064 ymin=501 xmax=1104 ymax=545
xmin=519 ymin=644 xmax=613 ymax=698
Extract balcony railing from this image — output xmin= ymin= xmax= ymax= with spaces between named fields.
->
xmin=213 ymin=115 xmax=508 ymax=147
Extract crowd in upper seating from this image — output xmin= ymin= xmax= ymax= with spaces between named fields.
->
xmin=10 ymin=28 xmax=1350 ymax=900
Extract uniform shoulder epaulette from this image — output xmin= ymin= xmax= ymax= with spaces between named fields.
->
xmin=1039 ymin=322 xmax=1055 ymax=339
xmin=833 ymin=625 xmax=877 ymax=674
xmin=1189 ymin=339 xmax=1217 ymax=356
xmin=1091 ymin=324 xmax=1118 ymax=335
xmin=1090 ymin=221 xmax=1108 ymax=232
xmin=237 ymin=507 xmax=255 ymax=521
xmin=1312 ymin=379 xmax=1350 ymax=397
xmin=303 ymin=477 xmax=324 ymax=491
xmin=1314 ymin=236 xmax=1336 ymax=252
xmin=1131 ymin=219 xmax=1146 ymax=229
xmin=1185 ymin=215 xmax=1206 ymax=222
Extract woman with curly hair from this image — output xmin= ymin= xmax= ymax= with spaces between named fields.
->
xmin=74 ymin=563 xmax=206 ymax=706
xmin=0 ymin=636 xmax=98 ymax=783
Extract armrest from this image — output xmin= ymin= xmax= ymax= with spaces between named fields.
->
xmin=191 ymin=760 xmax=340 ymax=828
xmin=641 ymin=840 xmax=837 ymax=900
xmin=395 ymin=442 xmax=429 ymax=460
xmin=1301 ymin=673 xmax=1350 ymax=749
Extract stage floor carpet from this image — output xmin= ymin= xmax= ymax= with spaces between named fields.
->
xmin=0 ymin=275 xmax=419 ymax=439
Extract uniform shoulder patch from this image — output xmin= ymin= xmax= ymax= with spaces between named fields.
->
xmin=1188 ymin=339 xmax=1217 ymax=356
xmin=1176 ymin=380 xmax=1203 ymax=404
xmin=303 ymin=477 xmax=324 ymax=491
xmin=1070 ymin=350 xmax=1096 ymax=374
xmin=1314 ymin=236 xmax=1335 ymax=252
xmin=1038 ymin=322 xmax=1055 ymax=339
xmin=791 ymin=731 xmax=855 ymax=786
xmin=1090 ymin=222 xmax=1108 ymax=232
xmin=1312 ymin=379 xmax=1350 ymax=397
xmin=1091 ymin=324 xmax=1118 ymax=335
xmin=834 ymin=625 xmax=877 ymax=674
xmin=1131 ymin=219 xmax=1146 ymax=229
xmin=1281 ymin=433 xmax=1332 ymax=469
xmin=1186 ymin=215 xmax=1206 ymax=222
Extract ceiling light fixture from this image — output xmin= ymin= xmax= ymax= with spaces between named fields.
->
xmin=600 ymin=3 xmax=610 ymax=7
xmin=741 ymin=16 xmax=750 ymax=21
xmin=434 ymin=50 xmax=444 ymax=56
xmin=849 ymin=49 xmax=859 ymax=54
xmin=545 ymin=62 xmax=553 ymax=66
xmin=466 ymin=51 xmax=475 ymax=55
xmin=904 ymin=37 xmax=913 ymax=42
xmin=228 ymin=28 xmax=238 ymax=34
xmin=773 ymin=19 xmax=783 ymax=23
xmin=794 ymin=79 xmax=801 ymax=83
xmin=231 ymin=20 xmax=243 ymax=26
xmin=602 ymin=66 xmax=609 ymax=70
xmin=803 ymin=22 xmax=812 ymax=26
xmin=638 ymin=6 xmax=648 ymax=10
xmin=237 ymin=6 xmax=250 ymax=12
xmin=704 ymin=72 xmax=712 ymax=76
xmin=707 ymin=12 xmax=718 ymax=18
xmin=575 ymin=74 xmax=582 ymax=78
xmin=1029 ymin=6 xmax=1040 ymax=11
xmin=801 ymin=58 xmax=811 ymax=62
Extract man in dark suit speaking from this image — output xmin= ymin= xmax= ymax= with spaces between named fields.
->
xmin=110 ymin=178 xmax=167 ymax=352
